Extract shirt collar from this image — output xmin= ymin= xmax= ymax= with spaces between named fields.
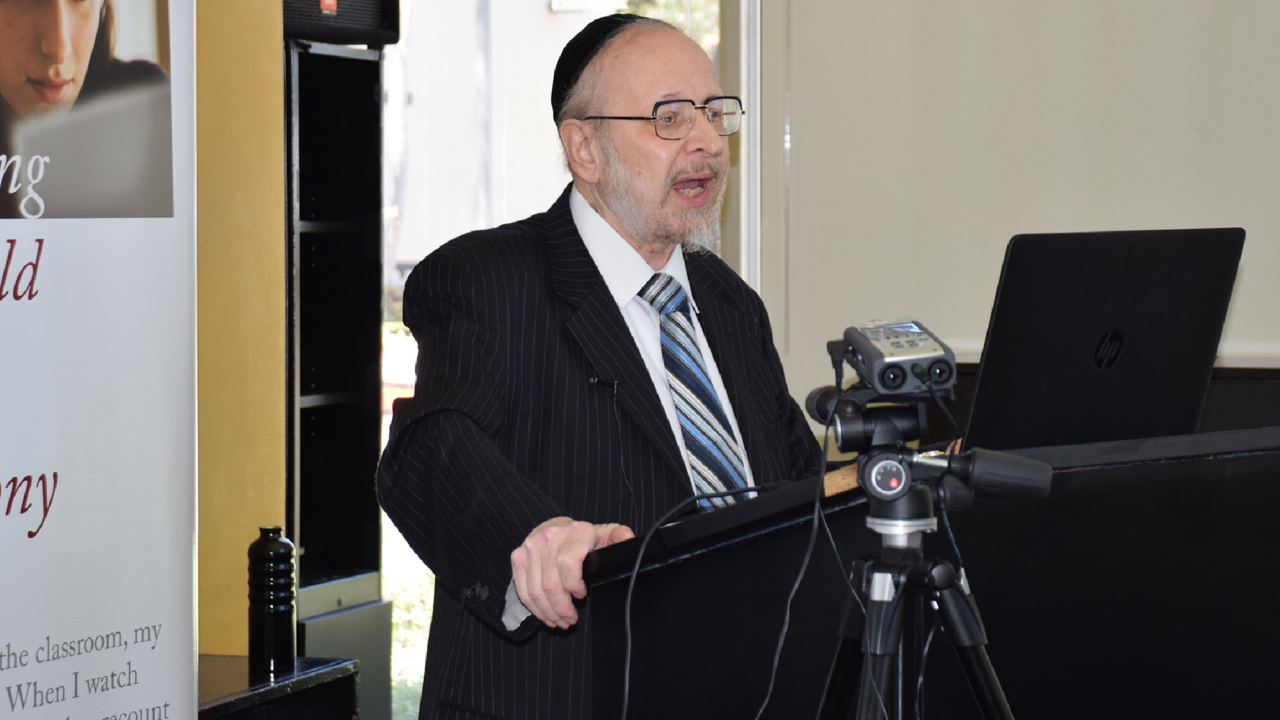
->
xmin=569 ymin=185 xmax=698 ymax=313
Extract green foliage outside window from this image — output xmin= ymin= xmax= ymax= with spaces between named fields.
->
xmin=628 ymin=0 xmax=720 ymax=58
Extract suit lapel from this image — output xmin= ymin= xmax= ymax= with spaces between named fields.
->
xmin=544 ymin=189 xmax=689 ymax=484
xmin=687 ymin=256 xmax=768 ymax=480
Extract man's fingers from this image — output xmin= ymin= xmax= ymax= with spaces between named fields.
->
xmin=598 ymin=523 xmax=635 ymax=547
xmin=513 ymin=517 xmax=589 ymax=628
xmin=558 ymin=550 xmax=588 ymax=602
xmin=542 ymin=539 xmax=583 ymax=625
xmin=514 ymin=526 xmax=568 ymax=628
xmin=562 ymin=524 xmax=632 ymax=601
xmin=552 ymin=523 xmax=635 ymax=605
xmin=512 ymin=545 xmax=552 ymax=626
xmin=510 ymin=519 xmax=634 ymax=629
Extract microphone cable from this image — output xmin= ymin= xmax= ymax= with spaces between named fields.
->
xmin=909 ymin=363 xmax=966 ymax=570
xmin=908 ymin=364 xmax=972 ymax=720
xmin=619 ymin=483 xmax=782 ymax=720
xmin=751 ymin=441 xmax=826 ymax=720
xmin=914 ymin=618 xmax=939 ymax=720
xmin=755 ymin=368 xmax=887 ymax=719
xmin=808 ymin=377 xmax=890 ymax=720
xmin=910 ymin=362 xmax=962 ymax=440
xmin=591 ymin=375 xmax=640 ymax=529
xmin=617 ymin=377 xmax=890 ymax=719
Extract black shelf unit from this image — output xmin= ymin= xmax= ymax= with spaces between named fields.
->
xmin=285 ymin=39 xmax=390 ymax=720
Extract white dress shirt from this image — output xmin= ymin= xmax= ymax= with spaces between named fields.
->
xmin=568 ymin=186 xmax=755 ymax=489
xmin=502 ymin=187 xmax=755 ymax=630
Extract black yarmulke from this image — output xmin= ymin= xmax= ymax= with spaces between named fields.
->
xmin=551 ymin=13 xmax=648 ymax=125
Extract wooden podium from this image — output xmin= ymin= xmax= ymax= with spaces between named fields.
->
xmin=585 ymin=426 xmax=1280 ymax=720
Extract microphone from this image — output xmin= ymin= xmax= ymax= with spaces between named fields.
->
xmin=589 ymin=376 xmax=620 ymax=396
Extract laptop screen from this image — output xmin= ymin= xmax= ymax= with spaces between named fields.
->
xmin=964 ymin=227 xmax=1244 ymax=451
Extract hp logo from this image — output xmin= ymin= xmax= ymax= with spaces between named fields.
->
xmin=1095 ymin=329 xmax=1123 ymax=370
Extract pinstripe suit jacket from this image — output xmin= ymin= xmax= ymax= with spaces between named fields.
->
xmin=377 ymin=186 xmax=822 ymax=720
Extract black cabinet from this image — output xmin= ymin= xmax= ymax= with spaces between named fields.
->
xmin=285 ymin=40 xmax=389 ymax=720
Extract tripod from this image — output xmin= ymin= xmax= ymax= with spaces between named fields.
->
xmin=817 ymin=444 xmax=1050 ymax=720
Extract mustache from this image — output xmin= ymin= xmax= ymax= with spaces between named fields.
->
xmin=667 ymin=162 xmax=722 ymax=186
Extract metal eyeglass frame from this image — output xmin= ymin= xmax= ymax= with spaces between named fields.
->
xmin=583 ymin=96 xmax=744 ymax=140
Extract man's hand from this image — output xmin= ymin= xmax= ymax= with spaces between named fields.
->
xmin=511 ymin=517 xmax=635 ymax=629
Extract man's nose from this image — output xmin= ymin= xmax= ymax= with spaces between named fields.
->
xmin=38 ymin=0 xmax=75 ymax=65
xmin=684 ymin=108 xmax=726 ymax=155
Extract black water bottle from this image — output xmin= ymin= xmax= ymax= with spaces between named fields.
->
xmin=248 ymin=526 xmax=297 ymax=681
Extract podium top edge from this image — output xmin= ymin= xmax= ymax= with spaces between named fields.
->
xmin=1006 ymin=426 xmax=1280 ymax=471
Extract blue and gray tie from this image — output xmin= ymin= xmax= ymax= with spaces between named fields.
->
xmin=640 ymin=272 xmax=749 ymax=510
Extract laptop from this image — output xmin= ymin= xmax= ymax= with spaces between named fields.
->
xmin=8 ymin=83 xmax=174 ymax=219
xmin=963 ymin=227 xmax=1245 ymax=451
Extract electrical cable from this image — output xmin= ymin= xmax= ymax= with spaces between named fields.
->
xmin=871 ymin=584 xmax=907 ymax=720
xmin=608 ymin=345 xmax=977 ymax=717
xmin=814 ymin=366 xmax=891 ymax=719
xmin=914 ymin=618 xmax=938 ymax=720
xmin=752 ymin=358 xmax=854 ymax=719
xmin=620 ymin=371 xmax=855 ymax=718
xmin=874 ymin=657 xmax=894 ymax=720
xmin=914 ymin=367 xmax=967 ymax=718
xmin=618 ymin=483 xmax=769 ymax=720
xmin=751 ymin=480 xmax=821 ymax=720
xmin=916 ymin=367 xmax=966 ymax=719
xmin=600 ymin=378 xmax=640 ymax=528
xmin=817 ymin=384 xmax=861 ymax=601
xmin=911 ymin=363 xmax=962 ymax=440
xmin=927 ymin=383 xmax=962 ymax=440
xmin=936 ymin=494 xmax=965 ymax=572
xmin=911 ymin=366 xmax=966 ymax=569
xmin=620 ymin=356 xmax=923 ymax=718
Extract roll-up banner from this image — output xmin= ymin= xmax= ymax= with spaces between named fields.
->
xmin=1 ymin=0 xmax=195 ymax=718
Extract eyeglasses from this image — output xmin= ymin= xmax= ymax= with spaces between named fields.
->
xmin=584 ymin=96 xmax=744 ymax=140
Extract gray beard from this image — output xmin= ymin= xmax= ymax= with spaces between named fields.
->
xmin=597 ymin=131 xmax=724 ymax=255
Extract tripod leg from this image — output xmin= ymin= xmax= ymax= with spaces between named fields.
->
xmin=855 ymin=655 xmax=896 ymax=720
xmin=852 ymin=568 xmax=904 ymax=720
xmin=817 ymin=637 xmax=863 ymax=720
xmin=952 ymin=646 xmax=1013 ymax=720
xmin=817 ymin=561 xmax=868 ymax=720
xmin=860 ymin=650 xmax=901 ymax=717
xmin=932 ymin=567 xmax=1014 ymax=720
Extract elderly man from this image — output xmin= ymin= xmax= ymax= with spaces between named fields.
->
xmin=379 ymin=14 xmax=822 ymax=720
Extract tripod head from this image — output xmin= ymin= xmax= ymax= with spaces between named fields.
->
xmin=806 ymin=384 xmax=933 ymax=454
xmin=852 ymin=419 xmax=1052 ymax=551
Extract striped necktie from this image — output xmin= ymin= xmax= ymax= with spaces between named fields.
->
xmin=639 ymin=272 xmax=748 ymax=510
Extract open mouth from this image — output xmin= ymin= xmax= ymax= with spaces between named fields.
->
xmin=673 ymin=181 xmax=706 ymax=198
xmin=671 ymin=173 xmax=714 ymax=199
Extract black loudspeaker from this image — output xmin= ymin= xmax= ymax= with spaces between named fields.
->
xmin=284 ymin=0 xmax=399 ymax=46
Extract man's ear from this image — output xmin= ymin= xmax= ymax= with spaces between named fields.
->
xmin=560 ymin=120 xmax=602 ymax=184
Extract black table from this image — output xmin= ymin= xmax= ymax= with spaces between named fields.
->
xmin=198 ymin=655 xmax=358 ymax=720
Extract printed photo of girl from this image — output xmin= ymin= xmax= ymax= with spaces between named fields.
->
xmin=1 ymin=0 xmax=173 ymax=219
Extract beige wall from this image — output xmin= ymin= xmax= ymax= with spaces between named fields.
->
xmin=196 ymin=0 xmax=286 ymax=655
xmin=758 ymin=0 xmax=1280 ymax=411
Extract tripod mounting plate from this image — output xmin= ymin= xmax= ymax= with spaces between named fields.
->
xmin=866 ymin=516 xmax=937 ymax=537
